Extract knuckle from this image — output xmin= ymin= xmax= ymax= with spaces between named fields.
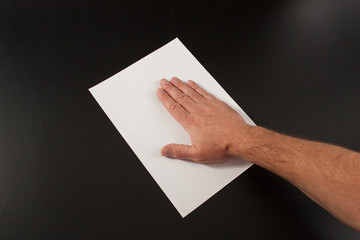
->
xmin=175 ymin=94 xmax=187 ymax=103
xmin=188 ymin=92 xmax=198 ymax=100
xmin=169 ymin=103 xmax=179 ymax=112
xmin=193 ymin=86 xmax=201 ymax=92
xmin=204 ymin=92 xmax=213 ymax=99
xmin=172 ymin=148 xmax=183 ymax=159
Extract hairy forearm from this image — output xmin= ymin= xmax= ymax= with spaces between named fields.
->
xmin=233 ymin=126 xmax=360 ymax=230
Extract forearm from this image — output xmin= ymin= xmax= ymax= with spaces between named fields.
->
xmin=233 ymin=126 xmax=360 ymax=230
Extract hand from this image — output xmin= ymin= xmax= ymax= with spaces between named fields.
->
xmin=157 ymin=77 xmax=252 ymax=163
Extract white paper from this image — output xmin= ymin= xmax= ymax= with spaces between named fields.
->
xmin=89 ymin=38 xmax=255 ymax=217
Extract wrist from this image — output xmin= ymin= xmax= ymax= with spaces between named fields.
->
xmin=228 ymin=125 xmax=264 ymax=160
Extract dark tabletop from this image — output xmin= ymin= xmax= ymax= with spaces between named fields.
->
xmin=1 ymin=0 xmax=360 ymax=239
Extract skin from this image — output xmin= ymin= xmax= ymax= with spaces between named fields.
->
xmin=157 ymin=77 xmax=360 ymax=231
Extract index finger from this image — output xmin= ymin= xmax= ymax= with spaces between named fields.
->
xmin=157 ymin=88 xmax=189 ymax=125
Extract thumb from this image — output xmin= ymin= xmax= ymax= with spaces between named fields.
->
xmin=161 ymin=144 xmax=198 ymax=161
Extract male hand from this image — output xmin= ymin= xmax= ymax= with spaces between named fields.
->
xmin=157 ymin=77 xmax=252 ymax=163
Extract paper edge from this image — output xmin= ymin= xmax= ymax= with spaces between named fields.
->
xmin=89 ymin=38 xmax=180 ymax=91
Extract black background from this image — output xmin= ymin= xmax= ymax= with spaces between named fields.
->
xmin=1 ymin=0 xmax=360 ymax=239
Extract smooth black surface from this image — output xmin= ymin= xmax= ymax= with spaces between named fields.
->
xmin=0 ymin=0 xmax=359 ymax=239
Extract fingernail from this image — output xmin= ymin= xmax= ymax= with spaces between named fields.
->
xmin=170 ymin=77 xmax=179 ymax=83
xmin=158 ymin=88 xmax=166 ymax=95
xmin=162 ymin=148 xmax=170 ymax=157
xmin=160 ymin=79 xmax=168 ymax=85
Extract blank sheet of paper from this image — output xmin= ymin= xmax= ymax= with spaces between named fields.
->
xmin=89 ymin=38 xmax=255 ymax=217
